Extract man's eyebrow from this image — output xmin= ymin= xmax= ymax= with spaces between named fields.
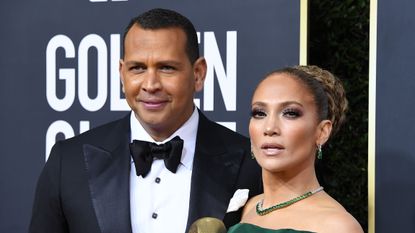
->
xmin=124 ymin=61 xmax=144 ymax=66
xmin=157 ymin=60 xmax=183 ymax=66
xmin=123 ymin=60 xmax=183 ymax=66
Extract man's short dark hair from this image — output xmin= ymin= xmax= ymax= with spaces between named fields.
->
xmin=123 ymin=8 xmax=200 ymax=64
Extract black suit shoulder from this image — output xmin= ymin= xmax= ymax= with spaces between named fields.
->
xmin=197 ymin=110 xmax=260 ymax=189
xmin=60 ymin=114 xmax=130 ymax=151
xmin=195 ymin=112 xmax=262 ymax=228
xmin=197 ymin=112 xmax=250 ymax=150
xmin=30 ymin=114 xmax=130 ymax=233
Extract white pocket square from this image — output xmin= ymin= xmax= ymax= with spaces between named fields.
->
xmin=226 ymin=189 xmax=249 ymax=213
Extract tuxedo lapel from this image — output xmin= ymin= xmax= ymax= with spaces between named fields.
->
xmin=83 ymin=115 xmax=132 ymax=233
xmin=186 ymin=112 xmax=245 ymax=231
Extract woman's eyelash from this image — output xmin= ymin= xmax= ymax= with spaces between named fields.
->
xmin=250 ymin=107 xmax=303 ymax=119
xmin=282 ymin=108 xmax=302 ymax=118
xmin=251 ymin=108 xmax=266 ymax=118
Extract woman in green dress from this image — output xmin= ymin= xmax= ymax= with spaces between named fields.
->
xmin=228 ymin=66 xmax=363 ymax=233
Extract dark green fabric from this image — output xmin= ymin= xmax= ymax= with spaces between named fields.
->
xmin=228 ymin=223 xmax=315 ymax=233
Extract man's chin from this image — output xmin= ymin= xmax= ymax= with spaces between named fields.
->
xmin=135 ymin=114 xmax=164 ymax=127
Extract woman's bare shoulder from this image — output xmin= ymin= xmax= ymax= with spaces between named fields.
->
xmin=319 ymin=209 xmax=363 ymax=233
xmin=314 ymin=195 xmax=364 ymax=233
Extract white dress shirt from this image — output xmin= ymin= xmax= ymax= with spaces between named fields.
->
xmin=129 ymin=108 xmax=199 ymax=233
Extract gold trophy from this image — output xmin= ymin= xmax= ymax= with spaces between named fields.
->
xmin=188 ymin=217 xmax=226 ymax=233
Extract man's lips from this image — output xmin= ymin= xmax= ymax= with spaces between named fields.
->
xmin=261 ymin=143 xmax=285 ymax=156
xmin=139 ymin=99 xmax=168 ymax=110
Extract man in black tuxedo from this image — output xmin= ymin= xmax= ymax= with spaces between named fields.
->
xmin=30 ymin=8 xmax=261 ymax=233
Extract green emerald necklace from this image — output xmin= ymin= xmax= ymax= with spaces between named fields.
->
xmin=256 ymin=186 xmax=324 ymax=216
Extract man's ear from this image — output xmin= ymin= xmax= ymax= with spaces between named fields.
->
xmin=193 ymin=57 xmax=207 ymax=92
xmin=119 ymin=59 xmax=125 ymax=93
xmin=316 ymin=120 xmax=332 ymax=146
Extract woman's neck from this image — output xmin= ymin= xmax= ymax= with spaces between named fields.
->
xmin=261 ymin=165 xmax=320 ymax=207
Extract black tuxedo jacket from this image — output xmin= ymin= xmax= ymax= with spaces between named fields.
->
xmin=29 ymin=111 xmax=262 ymax=233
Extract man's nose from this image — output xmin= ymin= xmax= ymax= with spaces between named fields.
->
xmin=141 ymin=69 xmax=161 ymax=92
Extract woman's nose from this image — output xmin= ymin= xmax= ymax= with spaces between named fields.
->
xmin=264 ymin=117 xmax=280 ymax=136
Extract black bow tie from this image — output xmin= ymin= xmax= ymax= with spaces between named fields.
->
xmin=129 ymin=136 xmax=184 ymax=178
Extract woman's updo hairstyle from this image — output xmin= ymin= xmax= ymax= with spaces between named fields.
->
xmin=264 ymin=65 xmax=348 ymax=135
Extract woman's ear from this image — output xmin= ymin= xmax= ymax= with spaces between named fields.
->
xmin=316 ymin=120 xmax=333 ymax=146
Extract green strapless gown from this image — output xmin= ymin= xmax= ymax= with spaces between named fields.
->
xmin=228 ymin=223 xmax=315 ymax=233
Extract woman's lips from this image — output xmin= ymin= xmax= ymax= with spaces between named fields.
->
xmin=261 ymin=143 xmax=284 ymax=156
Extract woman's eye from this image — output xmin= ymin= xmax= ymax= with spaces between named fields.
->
xmin=251 ymin=109 xmax=266 ymax=119
xmin=282 ymin=108 xmax=302 ymax=118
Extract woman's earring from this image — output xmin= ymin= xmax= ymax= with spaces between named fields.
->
xmin=317 ymin=144 xmax=323 ymax=160
xmin=251 ymin=151 xmax=255 ymax=160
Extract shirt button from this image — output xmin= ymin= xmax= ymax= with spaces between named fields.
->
xmin=155 ymin=177 xmax=161 ymax=183
xmin=152 ymin=213 xmax=158 ymax=219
